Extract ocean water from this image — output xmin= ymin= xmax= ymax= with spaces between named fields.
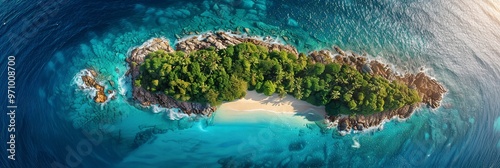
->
xmin=1 ymin=0 xmax=500 ymax=167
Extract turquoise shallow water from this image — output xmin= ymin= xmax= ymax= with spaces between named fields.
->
xmin=1 ymin=0 xmax=500 ymax=167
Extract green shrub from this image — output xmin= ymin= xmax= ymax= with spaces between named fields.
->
xmin=137 ymin=42 xmax=421 ymax=115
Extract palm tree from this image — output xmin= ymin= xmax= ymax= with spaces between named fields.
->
xmin=331 ymin=90 xmax=341 ymax=100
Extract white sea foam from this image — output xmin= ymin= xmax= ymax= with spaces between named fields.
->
xmin=118 ymin=74 xmax=131 ymax=96
xmin=350 ymin=114 xmax=414 ymax=135
xmin=72 ymin=69 xmax=92 ymax=87
xmin=139 ymin=32 xmax=442 ymax=135
xmin=72 ymin=69 xmax=97 ymax=98
xmin=351 ymin=136 xmax=360 ymax=148
xmin=150 ymin=105 xmax=192 ymax=120
xmin=94 ymin=90 xmax=116 ymax=110
xmin=151 ymin=104 xmax=166 ymax=113
xmin=104 ymin=90 xmax=116 ymax=104
xmin=338 ymin=130 xmax=349 ymax=136
xmin=166 ymin=108 xmax=191 ymax=120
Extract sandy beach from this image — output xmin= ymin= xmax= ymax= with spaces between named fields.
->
xmin=214 ymin=91 xmax=326 ymax=124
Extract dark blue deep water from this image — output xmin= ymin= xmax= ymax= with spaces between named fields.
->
xmin=1 ymin=0 xmax=500 ymax=167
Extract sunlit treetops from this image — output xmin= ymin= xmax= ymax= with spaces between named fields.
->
xmin=136 ymin=42 xmax=421 ymax=115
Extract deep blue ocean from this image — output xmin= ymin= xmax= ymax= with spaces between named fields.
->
xmin=1 ymin=0 xmax=500 ymax=167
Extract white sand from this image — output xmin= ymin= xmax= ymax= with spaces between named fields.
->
xmin=214 ymin=91 xmax=326 ymax=124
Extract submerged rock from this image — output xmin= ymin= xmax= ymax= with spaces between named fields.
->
xmin=300 ymin=156 xmax=324 ymax=168
xmin=217 ymin=155 xmax=254 ymax=168
xmin=254 ymin=21 xmax=279 ymax=31
xmin=289 ymin=141 xmax=306 ymax=151
xmin=239 ymin=0 xmax=255 ymax=9
xmin=132 ymin=127 xmax=167 ymax=148
xmin=287 ymin=18 xmax=299 ymax=27
xmin=255 ymin=3 xmax=266 ymax=11
xmin=278 ymin=156 xmax=292 ymax=167
xmin=109 ymin=80 xmax=115 ymax=88
xmin=156 ymin=17 xmax=168 ymax=25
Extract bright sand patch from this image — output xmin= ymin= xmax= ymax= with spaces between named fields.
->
xmin=214 ymin=91 xmax=326 ymax=125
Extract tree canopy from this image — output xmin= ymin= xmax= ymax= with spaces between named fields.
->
xmin=136 ymin=42 xmax=421 ymax=115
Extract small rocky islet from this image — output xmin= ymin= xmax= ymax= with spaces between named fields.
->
xmin=82 ymin=31 xmax=446 ymax=133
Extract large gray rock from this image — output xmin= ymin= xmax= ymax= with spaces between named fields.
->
xmin=362 ymin=63 xmax=373 ymax=74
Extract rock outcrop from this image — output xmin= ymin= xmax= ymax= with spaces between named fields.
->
xmin=81 ymin=70 xmax=107 ymax=103
xmin=127 ymin=32 xmax=446 ymax=133
xmin=396 ymin=72 xmax=446 ymax=109
xmin=133 ymin=87 xmax=215 ymax=116
xmin=323 ymin=51 xmax=446 ymax=110
xmin=176 ymin=32 xmax=298 ymax=56
xmin=127 ymin=38 xmax=216 ymax=116
xmin=126 ymin=38 xmax=175 ymax=80
xmin=321 ymin=49 xmax=446 ymax=133
xmin=127 ymin=33 xmax=299 ymax=116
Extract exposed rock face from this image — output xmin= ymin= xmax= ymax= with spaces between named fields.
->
xmin=326 ymin=52 xmax=446 ymax=109
xmin=128 ymin=33 xmax=299 ymax=116
xmin=176 ymin=32 xmax=298 ymax=56
xmin=133 ymin=87 xmax=215 ymax=116
xmin=81 ymin=72 xmax=107 ymax=103
xmin=309 ymin=50 xmax=334 ymax=64
xmin=127 ymin=38 xmax=216 ymax=116
xmin=329 ymin=104 xmax=419 ymax=132
xmin=364 ymin=60 xmax=446 ymax=109
xmin=397 ymin=73 xmax=447 ymax=108
xmin=128 ymin=32 xmax=446 ymax=133
xmin=126 ymin=38 xmax=174 ymax=81
xmin=323 ymin=49 xmax=447 ymax=133
xmin=126 ymin=38 xmax=174 ymax=69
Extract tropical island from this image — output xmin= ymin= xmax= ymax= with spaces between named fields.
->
xmin=121 ymin=31 xmax=446 ymax=133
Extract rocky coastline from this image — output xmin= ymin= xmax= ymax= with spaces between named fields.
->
xmin=126 ymin=38 xmax=216 ymax=116
xmin=308 ymin=48 xmax=446 ymax=132
xmin=126 ymin=31 xmax=446 ymax=133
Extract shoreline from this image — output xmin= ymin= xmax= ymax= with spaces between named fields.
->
xmin=124 ymin=31 xmax=446 ymax=134
xmin=219 ymin=91 xmax=326 ymax=116
xmin=215 ymin=91 xmax=326 ymax=124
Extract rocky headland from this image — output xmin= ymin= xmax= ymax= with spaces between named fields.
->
xmin=126 ymin=31 xmax=446 ymax=133
xmin=308 ymin=48 xmax=446 ymax=132
xmin=126 ymin=38 xmax=216 ymax=116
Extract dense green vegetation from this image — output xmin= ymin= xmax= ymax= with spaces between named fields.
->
xmin=136 ymin=43 xmax=421 ymax=115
